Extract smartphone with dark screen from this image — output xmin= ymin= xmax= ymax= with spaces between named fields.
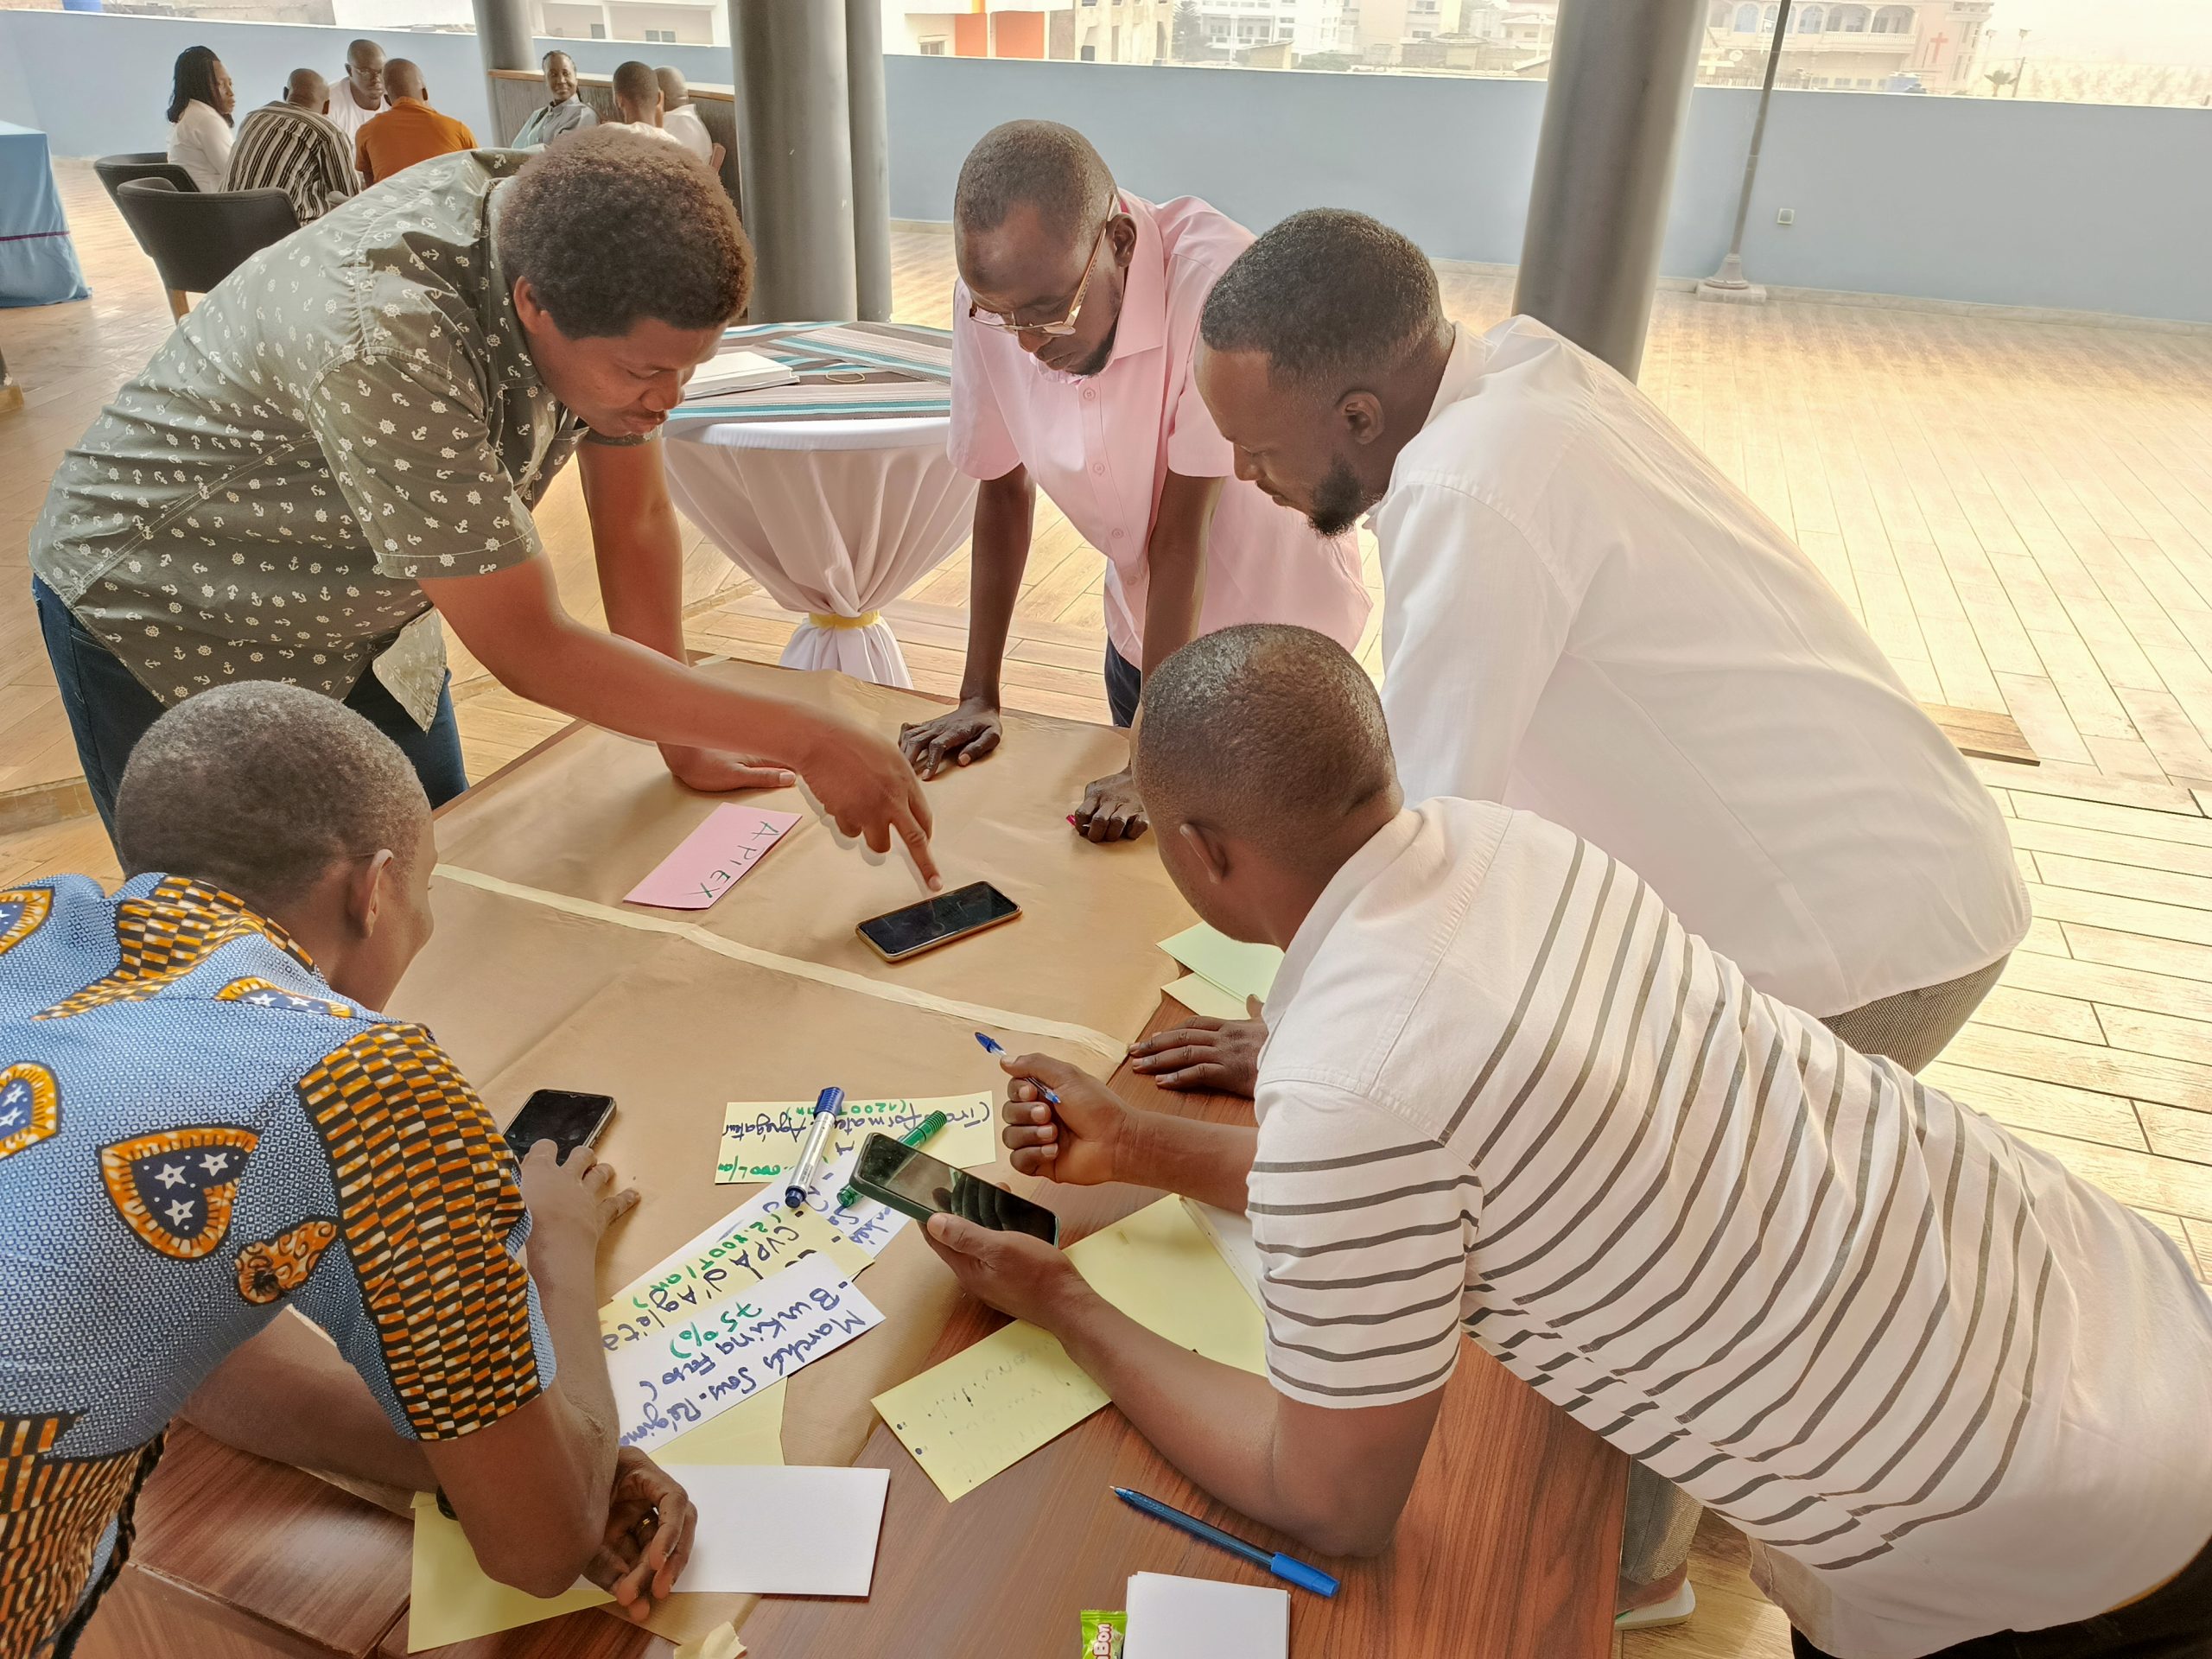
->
xmin=504 ymin=1089 xmax=615 ymax=1161
xmin=855 ymin=881 xmax=1021 ymax=963
xmin=848 ymin=1132 xmax=1060 ymax=1243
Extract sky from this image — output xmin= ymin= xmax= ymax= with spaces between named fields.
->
xmin=1983 ymin=0 xmax=2212 ymax=62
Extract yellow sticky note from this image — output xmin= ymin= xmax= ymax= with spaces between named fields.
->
xmin=656 ymin=1377 xmax=786 ymax=1465
xmin=873 ymin=1319 xmax=1108 ymax=1503
xmin=872 ymin=1197 xmax=1268 ymax=1502
xmin=1163 ymin=973 xmax=1251 ymax=1021
xmin=715 ymin=1093 xmax=998 ymax=1185
xmin=1159 ymin=925 xmax=1281 ymax=1008
xmin=674 ymin=1624 xmax=747 ymax=1659
xmin=406 ymin=1492 xmax=610 ymax=1650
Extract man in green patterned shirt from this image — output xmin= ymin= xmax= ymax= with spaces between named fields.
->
xmin=31 ymin=126 xmax=938 ymax=885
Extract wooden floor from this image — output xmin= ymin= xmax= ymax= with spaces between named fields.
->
xmin=9 ymin=162 xmax=2212 ymax=1659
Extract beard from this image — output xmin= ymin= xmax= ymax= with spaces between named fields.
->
xmin=1306 ymin=455 xmax=1368 ymax=538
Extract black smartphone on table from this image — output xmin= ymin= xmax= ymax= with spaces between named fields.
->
xmin=849 ymin=1132 xmax=1060 ymax=1243
xmin=504 ymin=1089 xmax=616 ymax=1160
xmin=856 ymin=880 xmax=1021 ymax=963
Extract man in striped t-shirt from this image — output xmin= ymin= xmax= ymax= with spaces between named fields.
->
xmin=226 ymin=70 xmax=358 ymax=224
xmin=929 ymin=625 xmax=2212 ymax=1659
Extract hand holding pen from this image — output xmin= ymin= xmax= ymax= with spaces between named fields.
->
xmin=988 ymin=1046 xmax=1134 ymax=1189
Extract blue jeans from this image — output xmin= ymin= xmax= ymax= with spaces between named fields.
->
xmin=1105 ymin=640 xmax=1143 ymax=729
xmin=33 ymin=577 xmax=467 ymax=842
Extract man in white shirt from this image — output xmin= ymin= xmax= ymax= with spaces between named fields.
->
xmin=1141 ymin=207 xmax=2026 ymax=1105
xmin=654 ymin=67 xmax=715 ymax=163
xmin=323 ymin=39 xmax=389 ymax=149
xmin=933 ymin=624 xmax=2212 ymax=1659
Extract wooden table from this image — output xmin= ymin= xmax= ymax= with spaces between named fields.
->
xmin=73 ymin=677 xmax=1624 ymax=1659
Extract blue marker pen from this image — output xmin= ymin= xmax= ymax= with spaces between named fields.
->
xmin=974 ymin=1031 xmax=1058 ymax=1105
xmin=785 ymin=1087 xmax=844 ymax=1207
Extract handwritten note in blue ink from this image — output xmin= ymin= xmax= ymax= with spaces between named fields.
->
xmin=609 ymin=1251 xmax=884 ymax=1453
xmin=625 ymin=804 xmax=800 ymax=910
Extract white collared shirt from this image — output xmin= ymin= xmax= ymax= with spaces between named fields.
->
xmin=661 ymin=103 xmax=714 ymax=162
xmin=1252 ymin=799 xmax=2212 ymax=1659
xmin=322 ymin=86 xmax=388 ymax=144
xmin=1371 ymin=317 xmax=2028 ymax=1015
xmin=167 ymin=99 xmax=232 ymax=194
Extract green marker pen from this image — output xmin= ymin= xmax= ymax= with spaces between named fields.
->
xmin=836 ymin=1109 xmax=949 ymax=1208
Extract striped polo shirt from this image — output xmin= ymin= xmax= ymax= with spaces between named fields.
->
xmin=1250 ymin=800 xmax=2212 ymax=1658
xmin=226 ymin=101 xmax=357 ymax=223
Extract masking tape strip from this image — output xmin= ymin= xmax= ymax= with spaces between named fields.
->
xmin=435 ymin=863 xmax=1126 ymax=1058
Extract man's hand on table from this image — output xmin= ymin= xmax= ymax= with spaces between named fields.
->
xmin=659 ymin=742 xmax=797 ymax=794
xmin=924 ymin=1211 xmax=1095 ymax=1332
xmin=1072 ymin=768 xmax=1147 ymax=843
xmin=795 ymin=713 xmax=943 ymax=890
xmin=899 ymin=696 xmax=1003 ymax=779
xmin=588 ymin=1448 xmax=698 ymax=1624
xmin=1128 ymin=1002 xmax=1266 ymax=1096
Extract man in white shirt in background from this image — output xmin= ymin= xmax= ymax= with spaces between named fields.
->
xmin=1169 ymin=207 xmax=2031 ymax=1628
xmin=940 ymin=624 xmax=2212 ymax=1659
xmin=323 ymin=38 xmax=389 ymax=149
xmin=610 ymin=60 xmax=723 ymax=171
xmin=654 ymin=67 xmax=715 ymax=163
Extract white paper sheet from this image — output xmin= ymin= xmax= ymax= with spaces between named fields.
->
xmin=1124 ymin=1573 xmax=1288 ymax=1658
xmin=661 ymin=1464 xmax=892 ymax=1597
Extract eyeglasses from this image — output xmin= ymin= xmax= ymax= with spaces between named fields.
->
xmin=968 ymin=220 xmax=1111 ymax=339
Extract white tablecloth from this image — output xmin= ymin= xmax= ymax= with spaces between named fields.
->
xmin=661 ymin=414 xmax=976 ymax=687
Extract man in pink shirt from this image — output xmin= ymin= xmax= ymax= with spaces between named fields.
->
xmin=898 ymin=122 xmax=1370 ymax=842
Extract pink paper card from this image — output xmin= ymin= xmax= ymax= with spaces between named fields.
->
xmin=625 ymin=804 xmax=801 ymax=910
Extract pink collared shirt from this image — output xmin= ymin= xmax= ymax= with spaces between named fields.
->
xmin=950 ymin=194 xmax=1370 ymax=667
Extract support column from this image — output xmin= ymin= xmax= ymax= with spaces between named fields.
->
xmin=1511 ymin=0 xmax=1704 ymax=380
xmin=846 ymin=0 xmax=893 ymax=321
xmin=470 ymin=0 xmax=534 ymax=76
xmin=732 ymin=0 xmax=860 ymax=321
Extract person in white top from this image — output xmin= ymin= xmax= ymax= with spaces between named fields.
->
xmin=929 ymin=625 xmax=2212 ymax=1659
xmin=653 ymin=67 xmax=715 ymax=164
xmin=322 ymin=39 xmax=389 ymax=148
xmin=610 ymin=60 xmax=723 ymax=169
xmin=164 ymin=46 xmax=235 ymax=194
xmin=1140 ymin=206 xmax=2027 ymax=1108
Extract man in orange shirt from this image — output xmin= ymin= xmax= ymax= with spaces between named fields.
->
xmin=355 ymin=59 xmax=474 ymax=184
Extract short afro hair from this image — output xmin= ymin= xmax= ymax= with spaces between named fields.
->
xmin=1199 ymin=208 xmax=1442 ymax=391
xmin=954 ymin=120 xmax=1116 ymax=249
xmin=115 ymin=683 xmax=430 ymax=915
xmin=1134 ymin=625 xmax=1395 ymax=871
xmin=499 ymin=125 xmax=750 ymax=339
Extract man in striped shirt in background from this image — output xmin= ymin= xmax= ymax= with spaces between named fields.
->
xmin=931 ymin=625 xmax=2212 ymax=1659
xmin=226 ymin=69 xmax=357 ymax=224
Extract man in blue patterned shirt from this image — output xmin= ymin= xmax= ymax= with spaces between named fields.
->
xmin=0 ymin=683 xmax=691 ymax=1658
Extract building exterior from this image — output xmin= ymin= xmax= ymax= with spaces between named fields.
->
xmin=886 ymin=0 xmax=1172 ymax=62
xmin=1190 ymin=0 xmax=1351 ymax=58
xmin=1701 ymin=0 xmax=1992 ymax=91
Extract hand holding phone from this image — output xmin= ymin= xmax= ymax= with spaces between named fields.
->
xmin=505 ymin=1088 xmax=616 ymax=1160
xmin=849 ymin=1132 xmax=1059 ymax=1243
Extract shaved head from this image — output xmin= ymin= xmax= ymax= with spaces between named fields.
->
xmin=954 ymin=119 xmax=1115 ymax=251
xmin=1135 ymin=626 xmax=1396 ymax=874
xmin=115 ymin=683 xmax=431 ymax=916
xmin=384 ymin=58 xmax=425 ymax=101
xmin=654 ymin=66 xmax=690 ymax=107
xmin=612 ymin=58 xmax=658 ymax=107
xmin=283 ymin=67 xmax=327 ymax=110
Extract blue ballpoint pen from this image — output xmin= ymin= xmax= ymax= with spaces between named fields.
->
xmin=1113 ymin=1486 xmax=1340 ymax=1598
xmin=974 ymin=1031 xmax=1059 ymax=1105
xmin=785 ymin=1087 xmax=844 ymax=1207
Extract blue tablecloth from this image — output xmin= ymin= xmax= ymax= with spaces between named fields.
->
xmin=0 ymin=121 xmax=91 ymax=308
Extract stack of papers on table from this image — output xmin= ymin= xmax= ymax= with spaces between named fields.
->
xmin=683 ymin=348 xmax=801 ymax=400
xmin=1125 ymin=1573 xmax=1288 ymax=1658
xmin=1158 ymin=923 xmax=1281 ymax=1020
